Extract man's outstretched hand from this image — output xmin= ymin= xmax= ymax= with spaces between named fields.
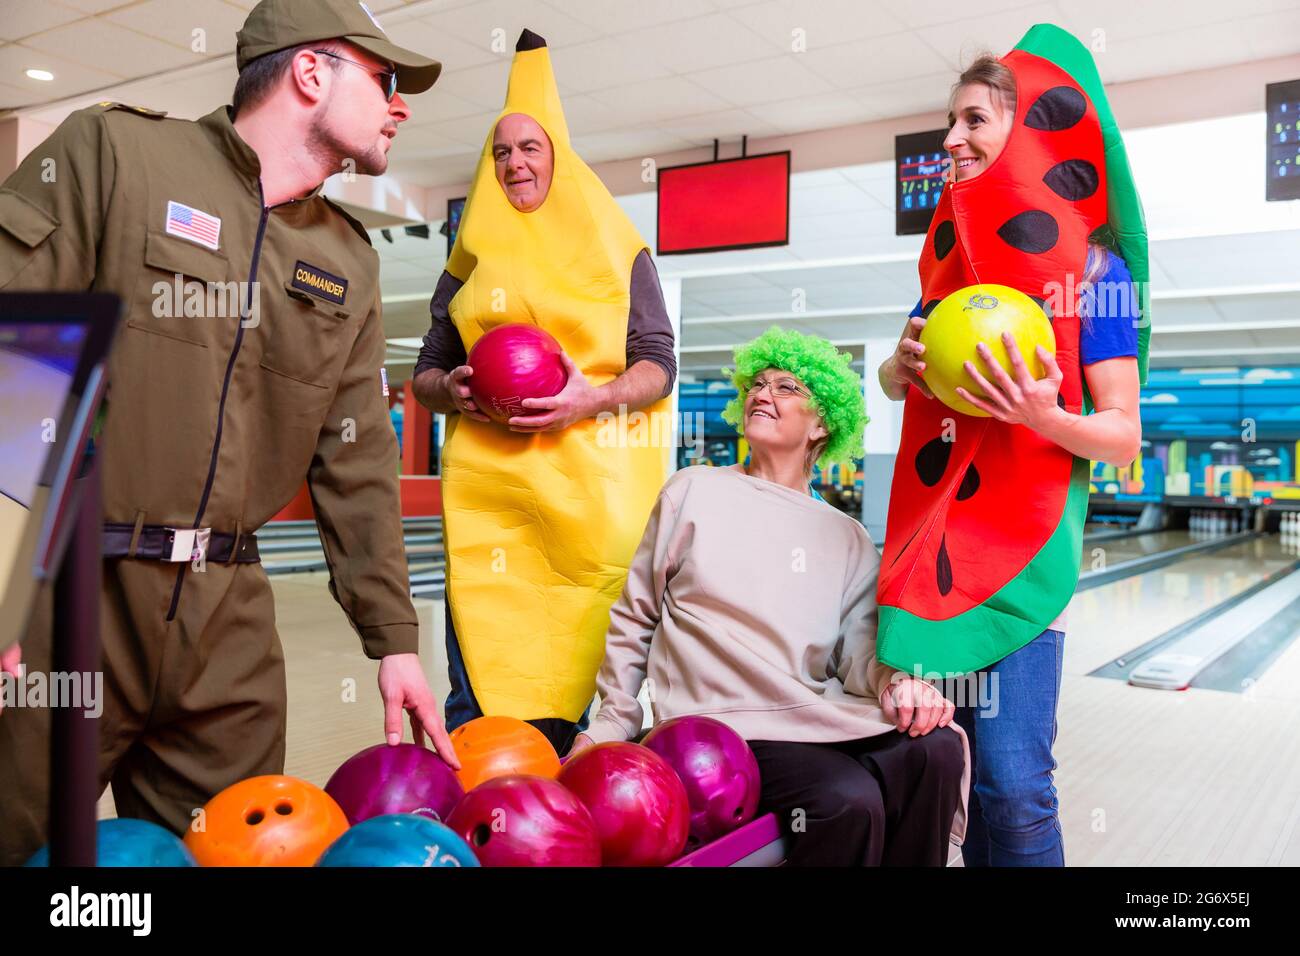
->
xmin=377 ymin=653 xmax=460 ymax=769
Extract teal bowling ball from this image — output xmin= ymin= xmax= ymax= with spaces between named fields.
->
xmin=26 ymin=818 xmax=196 ymax=867
xmin=316 ymin=814 xmax=480 ymax=867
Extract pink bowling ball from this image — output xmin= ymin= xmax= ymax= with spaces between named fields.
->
xmin=466 ymin=324 xmax=568 ymax=424
xmin=642 ymin=715 xmax=762 ymax=849
xmin=558 ymin=742 xmax=690 ymax=867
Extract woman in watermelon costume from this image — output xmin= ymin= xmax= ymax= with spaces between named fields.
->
xmin=876 ymin=25 xmax=1147 ymax=866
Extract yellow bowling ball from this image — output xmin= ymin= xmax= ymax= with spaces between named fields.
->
xmin=918 ymin=284 xmax=1056 ymax=418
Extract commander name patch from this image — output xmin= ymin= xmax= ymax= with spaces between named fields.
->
xmin=292 ymin=261 xmax=348 ymax=305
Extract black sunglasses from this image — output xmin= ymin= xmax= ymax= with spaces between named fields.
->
xmin=313 ymin=49 xmax=398 ymax=102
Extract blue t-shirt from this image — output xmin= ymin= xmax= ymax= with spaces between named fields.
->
xmin=908 ymin=251 xmax=1140 ymax=366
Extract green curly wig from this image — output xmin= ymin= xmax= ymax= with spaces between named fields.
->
xmin=721 ymin=326 xmax=868 ymax=469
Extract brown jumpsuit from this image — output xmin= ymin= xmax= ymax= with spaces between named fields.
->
xmin=0 ymin=102 xmax=417 ymax=864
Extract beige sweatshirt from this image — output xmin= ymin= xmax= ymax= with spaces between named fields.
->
xmin=587 ymin=464 xmax=969 ymax=840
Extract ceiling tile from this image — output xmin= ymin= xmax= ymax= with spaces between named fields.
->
xmin=799 ymin=33 xmax=952 ymax=88
xmin=548 ymin=0 xmax=721 ymax=34
xmin=22 ymin=19 xmax=204 ymax=77
xmin=431 ymin=56 xmax=512 ymax=109
xmin=0 ymin=79 xmax=35 ymax=110
xmin=635 ymin=13 xmax=784 ymax=74
xmin=58 ymin=0 xmax=149 ymax=12
xmin=746 ymin=91 xmax=871 ymax=132
xmin=104 ymin=0 xmax=247 ymax=56
xmin=399 ymin=88 xmax=485 ymax=124
xmin=0 ymin=42 xmax=124 ymax=101
xmin=654 ymin=107 xmax=783 ymax=144
xmin=855 ymin=72 xmax=951 ymax=121
xmin=0 ymin=1 xmax=85 ymax=43
xmin=371 ymin=17 xmax=504 ymax=70
xmin=588 ymin=74 xmax=731 ymax=123
xmin=911 ymin=3 xmax=1067 ymax=72
xmin=549 ymin=35 xmax=674 ymax=94
xmin=569 ymin=127 xmax=696 ymax=163
xmin=876 ymin=0 xmax=1057 ymax=30
xmin=687 ymin=54 xmax=833 ymax=109
xmin=738 ymin=0 xmax=909 ymax=48
xmin=416 ymin=2 xmax=602 ymax=52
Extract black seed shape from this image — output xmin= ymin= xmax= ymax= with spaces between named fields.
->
xmin=915 ymin=437 xmax=952 ymax=487
xmin=997 ymin=209 xmax=1059 ymax=254
xmin=1043 ymin=159 xmax=1099 ymax=201
xmin=1024 ymin=86 xmax=1087 ymax=131
xmin=936 ymin=535 xmax=953 ymax=596
xmin=933 ymin=220 xmax=956 ymax=261
xmin=956 ymin=463 xmax=980 ymax=500
xmin=920 ymin=298 xmax=943 ymax=318
xmin=1057 ymin=394 xmax=1067 ymax=410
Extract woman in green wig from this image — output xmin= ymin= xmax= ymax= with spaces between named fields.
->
xmin=572 ymin=328 xmax=970 ymax=866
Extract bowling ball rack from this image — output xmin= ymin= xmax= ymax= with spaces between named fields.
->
xmin=670 ymin=813 xmax=788 ymax=867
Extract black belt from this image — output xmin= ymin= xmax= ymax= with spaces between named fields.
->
xmin=103 ymin=524 xmax=260 ymax=564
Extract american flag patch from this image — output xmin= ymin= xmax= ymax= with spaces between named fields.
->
xmin=165 ymin=200 xmax=221 ymax=250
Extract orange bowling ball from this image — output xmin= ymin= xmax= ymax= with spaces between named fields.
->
xmin=449 ymin=716 xmax=561 ymax=791
xmin=184 ymin=775 xmax=349 ymax=867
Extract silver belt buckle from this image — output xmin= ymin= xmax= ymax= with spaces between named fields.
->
xmin=168 ymin=527 xmax=211 ymax=563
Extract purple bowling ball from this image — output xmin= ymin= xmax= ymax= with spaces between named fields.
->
xmin=325 ymin=743 xmax=465 ymax=825
xmin=642 ymin=715 xmax=761 ymax=848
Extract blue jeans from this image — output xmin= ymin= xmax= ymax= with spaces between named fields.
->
xmin=443 ymin=599 xmax=590 ymax=738
xmin=947 ymin=628 xmax=1065 ymax=867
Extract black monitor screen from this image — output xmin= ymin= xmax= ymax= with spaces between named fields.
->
xmin=895 ymin=129 xmax=951 ymax=235
xmin=1266 ymin=79 xmax=1300 ymax=202
xmin=446 ymin=196 xmax=466 ymax=256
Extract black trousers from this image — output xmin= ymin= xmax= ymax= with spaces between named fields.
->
xmin=748 ymin=727 xmax=964 ymax=867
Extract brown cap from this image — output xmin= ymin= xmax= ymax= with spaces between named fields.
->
xmin=236 ymin=0 xmax=441 ymax=94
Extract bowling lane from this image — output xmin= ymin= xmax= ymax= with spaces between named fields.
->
xmin=1064 ymin=532 xmax=1295 ymax=675
xmin=1077 ymin=529 xmax=1191 ymax=573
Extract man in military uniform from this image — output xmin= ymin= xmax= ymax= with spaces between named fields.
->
xmin=0 ymin=0 xmax=454 ymax=865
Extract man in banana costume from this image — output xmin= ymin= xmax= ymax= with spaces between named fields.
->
xmin=413 ymin=29 xmax=676 ymax=752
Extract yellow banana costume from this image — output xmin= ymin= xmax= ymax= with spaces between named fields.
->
xmin=442 ymin=30 xmax=670 ymax=721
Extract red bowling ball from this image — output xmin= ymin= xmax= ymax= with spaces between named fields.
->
xmin=642 ymin=715 xmax=762 ymax=849
xmin=324 ymin=743 xmax=464 ymax=825
xmin=558 ymin=742 xmax=690 ymax=867
xmin=466 ymin=324 xmax=568 ymax=424
xmin=445 ymin=774 xmax=601 ymax=867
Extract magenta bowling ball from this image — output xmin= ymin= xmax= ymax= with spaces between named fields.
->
xmin=466 ymin=324 xmax=568 ymax=424
xmin=445 ymin=774 xmax=601 ymax=867
xmin=324 ymin=743 xmax=465 ymax=825
xmin=558 ymin=742 xmax=690 ymax=867
xmin=642 ymin=716 xmax=761 ymax=848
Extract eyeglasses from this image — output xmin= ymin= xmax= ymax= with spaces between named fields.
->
xmin=313 ymin=50 xmax=398 ymax=102
xmin=747 ymin=377 xmax=810 ymax=399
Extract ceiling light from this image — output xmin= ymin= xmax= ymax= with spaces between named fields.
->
xmin=26 ymin=69 xmax=54 ymax=82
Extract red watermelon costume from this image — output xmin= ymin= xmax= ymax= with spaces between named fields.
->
xmin=877 ymin=25 xmax=1151 ymax=678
